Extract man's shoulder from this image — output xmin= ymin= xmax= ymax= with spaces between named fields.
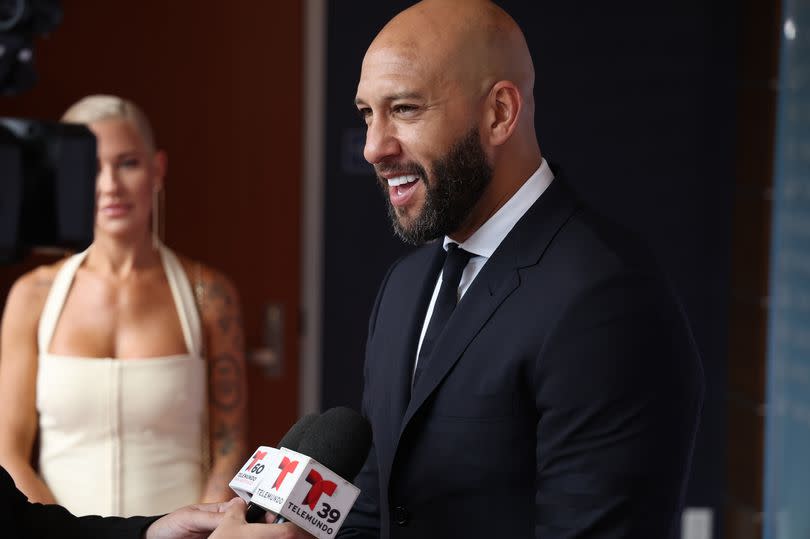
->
xmin=552 ymin=202 xmax=659 ymax=278
xmin=540 ymin=172 xmax=654 ymax=266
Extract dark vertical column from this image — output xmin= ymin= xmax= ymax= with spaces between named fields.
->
xmin=726 ymin=1 xmax=782 ymax=538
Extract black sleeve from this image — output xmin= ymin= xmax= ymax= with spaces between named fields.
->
xmin=23 ymin=503 xmax=159 ymax=539
xmin=533 ymin=273 xmax=704 ymax=538
xmin=2 ymin=466 xmax=160 ymax=539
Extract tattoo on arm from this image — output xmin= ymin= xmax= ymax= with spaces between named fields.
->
xmin=218 ymin=314 xmax=235 ymax=334
xmin=201 ymin=273 xmax=247 ymax=465
xmin=211 ymin=352 xmax=244 ymax=412
xmin=202 ymin=278 xmax=243 ymax=335
xmin=207 ymin=281 xmax=233 ymax=307
xmin=213 ymin=423 xmax=236 ymax=456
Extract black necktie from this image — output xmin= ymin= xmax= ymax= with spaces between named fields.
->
xmin=413 ymin=243 xmax=473 ymax=388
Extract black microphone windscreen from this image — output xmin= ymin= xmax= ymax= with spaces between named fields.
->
xmin=297 ymin=407 xmax=372 ymax=481
xmin=278 ymin=413 xmax=320 ymax=451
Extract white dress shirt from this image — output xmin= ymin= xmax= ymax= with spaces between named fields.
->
xmin=413 ymin=158 xmax=555 ymax=375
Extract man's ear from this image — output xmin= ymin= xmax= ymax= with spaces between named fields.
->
xmin=483 ymin=81 xmax=522 ymax=147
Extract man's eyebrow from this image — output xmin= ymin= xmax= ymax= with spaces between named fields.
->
xmin=354 ymin=91 xmax=424 ymax=106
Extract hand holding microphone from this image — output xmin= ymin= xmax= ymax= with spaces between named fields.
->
xmin=208 ymin=498 xmax=307 ymax=539
xmin=230 ymin=407 xmax=372 ymax=538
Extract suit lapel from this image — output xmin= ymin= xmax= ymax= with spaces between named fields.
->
xmin=383 ymin=243 xmax=445 ymax=442
xmin=399 ymin=178 xmax=580 ymax=434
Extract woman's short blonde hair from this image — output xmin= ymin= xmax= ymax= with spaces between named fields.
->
xmin=62 ymin=95 xmax=156 ymax=151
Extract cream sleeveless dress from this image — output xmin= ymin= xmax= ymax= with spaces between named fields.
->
xmin=36 ymin=245 xmax=207 ymax=517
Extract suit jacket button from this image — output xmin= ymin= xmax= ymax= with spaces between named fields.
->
xmin=393 ymin=505 xmax=409 ymax=526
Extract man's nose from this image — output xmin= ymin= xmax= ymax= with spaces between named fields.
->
xmin=363 ymin=118 xmax=401 ymax=165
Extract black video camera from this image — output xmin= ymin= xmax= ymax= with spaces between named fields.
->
xmin=1 ymin=1 xmax=96 ymax=265
xmin=0 ymin=118 xmax=96 ymax=264
xmin=0 ymin=0 xmax=62 ymax=95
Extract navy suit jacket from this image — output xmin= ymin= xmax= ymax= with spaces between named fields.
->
xmin=1 ymin=466 xmax=157 ymax=539
xmin=338 ymin=178 xmax=704 ymax=539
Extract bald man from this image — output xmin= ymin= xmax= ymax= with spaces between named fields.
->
xmin=343 ymin=1 xmax=704 ymax=538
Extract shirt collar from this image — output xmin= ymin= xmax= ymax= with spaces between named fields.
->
xmin=443 ymin=158 xmax=554 ymax=258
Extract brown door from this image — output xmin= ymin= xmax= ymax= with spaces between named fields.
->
xmin=0 ymin=0 xmax=303 ymax=450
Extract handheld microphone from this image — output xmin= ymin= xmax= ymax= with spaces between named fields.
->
xmin=296 ymin=407 xmax=372 ymax=480
xmin=242 ymin=413 xmax=319 ymax=524
xmin=246 ymin=407 xmax=372 ymax=538
xmin=230 ymin=413 xmax=319 ymax=506
xmin=278 ymin=413 xmax=320 ymax=450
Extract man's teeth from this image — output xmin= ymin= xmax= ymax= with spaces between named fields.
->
xmin=387 ymin=175 xmax=419 ymax=187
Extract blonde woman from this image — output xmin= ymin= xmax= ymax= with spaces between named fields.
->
xmin=0 ymin=95 xmax=247 ymax=517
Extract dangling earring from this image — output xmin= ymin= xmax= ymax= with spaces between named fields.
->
xmin=152 ymin=186 xmax=164 ymax=248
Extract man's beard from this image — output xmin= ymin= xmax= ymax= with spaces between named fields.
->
xmin=376 ymin=127 xmax=493 ymax=245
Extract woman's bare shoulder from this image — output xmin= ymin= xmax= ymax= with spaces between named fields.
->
xmin=8 ymin=260 xmax=70 ymax=303
xmin=3 ymin=259 xmax=70 ymax=325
